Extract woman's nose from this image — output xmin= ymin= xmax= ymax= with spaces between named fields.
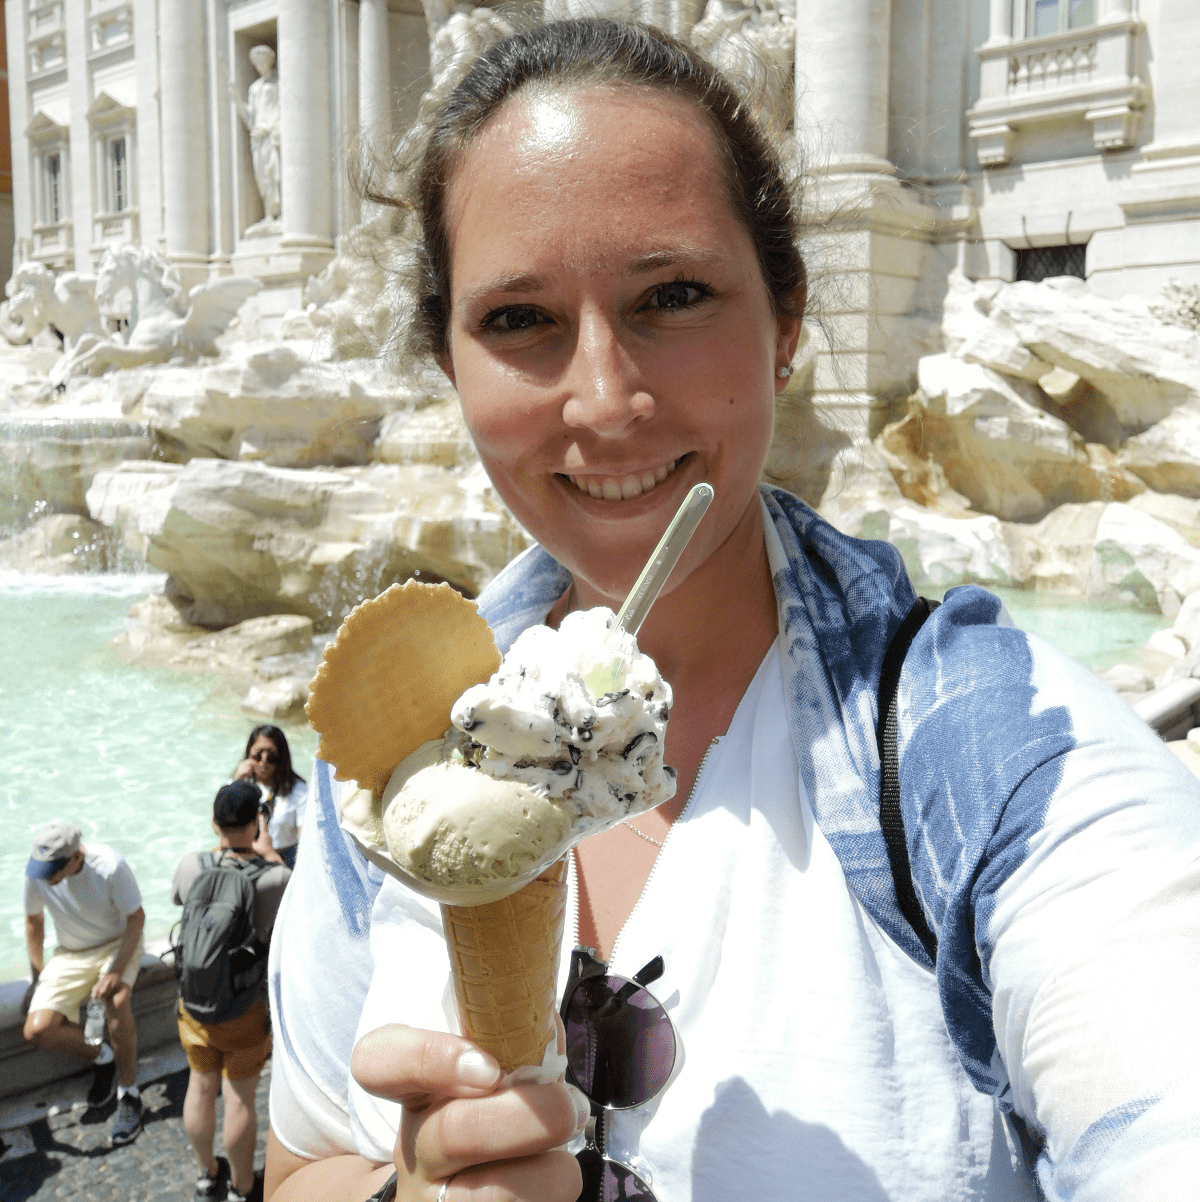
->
xmin=560 ymin=317 xmax=655 ymax=437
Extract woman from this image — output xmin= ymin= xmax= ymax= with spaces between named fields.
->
xmin=264 ymin=19 xmax=1200 ymax=1202
xmin=233 ymin=725 xmax=306 ymax=869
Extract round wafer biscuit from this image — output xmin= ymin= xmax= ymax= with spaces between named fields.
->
xmin=306 ymin=580 xmax=501 ymax=795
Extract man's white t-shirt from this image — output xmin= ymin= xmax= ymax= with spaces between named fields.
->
xmin=276 ymin=644 xmax=1035 ymax=1200
xmin=24 ymin=842 xmax=142 ymax=950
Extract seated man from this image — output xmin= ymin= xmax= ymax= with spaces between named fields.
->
xmin=23 ymin=819 xmax=146 ymax=1146
xmin=173 ymin=781 xmax=290 ymax=1202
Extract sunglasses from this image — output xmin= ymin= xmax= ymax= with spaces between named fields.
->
xmin=561 ymin=946 xmax=677 ymax=1202
xmin=250 ymin=749 xmax=279 ymax=764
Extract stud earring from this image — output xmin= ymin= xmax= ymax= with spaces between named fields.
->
xmin=777 ymin=365 xmax=793 ymax=379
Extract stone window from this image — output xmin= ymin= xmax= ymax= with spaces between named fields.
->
xmin=43 ymin=151 xmax=65 ymax=224
xmin=88 ymin=91 xmax=139 ymax=253
xmin=27 ymin=110 xmax=71 ymax=231
xmin=1015 ymin=243 xmax=1086 ymax=283
xmin=106 ymin=136 xmax=129 ymax=212
xmin=1029 ymin=0 xmax=1096 ymax=38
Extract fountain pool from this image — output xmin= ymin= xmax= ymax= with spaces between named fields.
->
xmin=0 ymin=577 xmax=1168 ymax=981
xmin=0 ymin=574 xmax=317 ymax=981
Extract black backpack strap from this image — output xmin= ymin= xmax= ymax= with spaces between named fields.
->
xmin=877 ymin=595 xmax=940 ymax=963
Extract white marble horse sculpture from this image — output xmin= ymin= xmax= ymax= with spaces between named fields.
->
xmin=1 ymin=262 xmax=108 ymax=349
xmin=71 ymin=244 xmax=260 ymax=375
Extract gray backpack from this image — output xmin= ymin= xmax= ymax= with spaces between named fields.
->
xmin=175 ymin=852 xmax=271 ymax=1025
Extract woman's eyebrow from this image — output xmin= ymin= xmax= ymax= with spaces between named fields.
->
xmin=459 ymin=273 xmax=545 ymax=308
xmin=627 ymin=247 xmax=725 ymax=275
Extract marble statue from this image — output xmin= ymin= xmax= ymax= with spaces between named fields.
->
xmin=65 ymin=244 xmax=260 ymax=375
xmin=421 ymin=0 xmax=513 ymax=89
xmin=1 ymin=262 xmax=108 ymax=350
xmin=232 ymin=45 xmax=282 ymax=234
xmin=692 ymin=0 xmax=796 ymax=135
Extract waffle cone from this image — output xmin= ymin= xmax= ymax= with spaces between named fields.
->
xmin=441 ymin=860 xmax=568 ymax=1073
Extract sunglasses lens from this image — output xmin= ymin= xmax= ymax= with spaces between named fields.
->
xmin=576 ymin=1148 xmax=656 ymax=1202
xmin=564 ymin=976 xmax=676 ymax=1109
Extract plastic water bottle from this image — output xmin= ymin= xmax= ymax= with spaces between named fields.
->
xmin=83 ymin=997 xmax=106 ymax=1046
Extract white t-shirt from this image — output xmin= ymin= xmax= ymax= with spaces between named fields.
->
xmin=24 ymin=842 xmax=142 ymax=950
xmin=268 ymin=778 xmax=307 ymax=850
xmin=278 ymin=645 xmax=1034 ymax=1199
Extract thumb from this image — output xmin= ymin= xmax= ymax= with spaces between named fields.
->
xmin=352 ymin=1024 xmax=502 ymax=1113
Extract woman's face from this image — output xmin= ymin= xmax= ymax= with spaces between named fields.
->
xmin=247 ymin=734 xmax=279 ymax=787
xmin=440 ymin=85 xmax=801 ymax=603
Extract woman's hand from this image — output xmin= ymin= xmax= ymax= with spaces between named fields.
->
xmin=352 ymin=1024 xmax=587 ymax=1202
xmin=234 ymin=758 xmax=257 ymax=781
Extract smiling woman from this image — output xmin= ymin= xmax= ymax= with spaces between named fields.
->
xmin=265 ymin=17 xmax=1200 ymax=1202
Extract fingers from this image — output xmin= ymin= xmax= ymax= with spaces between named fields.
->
xmin=352 ymin=1025 xmax=503 ymax=1111
xmin=413 ymin=1080 xmax=590 ymax=1182
xmin=444 ymin=1149 xmax=583 ymax=1202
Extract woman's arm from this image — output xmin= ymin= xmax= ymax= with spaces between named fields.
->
xmin=265 ymin=1130 xmax=391 ymax=1202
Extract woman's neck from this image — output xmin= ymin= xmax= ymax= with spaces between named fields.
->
xmin=570 ymin=491 xmax=777 ymax=685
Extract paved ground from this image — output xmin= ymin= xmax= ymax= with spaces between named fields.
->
xmin=0 ymin=1062 xmax=271 ymax=1202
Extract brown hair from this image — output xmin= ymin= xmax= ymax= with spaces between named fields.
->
xmin=365 ymin=17 xmax=806 ymax=360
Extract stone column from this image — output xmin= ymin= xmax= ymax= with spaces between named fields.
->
xmin=358 ymin=0 xmax=392 ymax=150
xmin=159 ymin=0 xmax=211 ymax=278
xmin=279 ymin=0 xmax=334 ymax=247
xmin=795 ymin=0 xmax=893 ymax=173
xmin=987 ymin=0 xmax=1012 ymax=43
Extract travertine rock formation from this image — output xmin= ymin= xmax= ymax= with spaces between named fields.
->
xmin=878 ymin=354 xmax=1143 ymax=521
xmin=87 ymin=457 xmax=529 ymax=629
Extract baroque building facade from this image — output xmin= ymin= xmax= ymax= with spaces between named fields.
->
xmin=2 ymin=0 xmax=1198 ymax=413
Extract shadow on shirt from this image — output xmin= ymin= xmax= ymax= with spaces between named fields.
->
xmin=692 ymin=1076 xmax=888 ymax=1201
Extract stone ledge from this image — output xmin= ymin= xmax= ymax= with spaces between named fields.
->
xmin=0 ymin=944 xmax=181 ymax=1104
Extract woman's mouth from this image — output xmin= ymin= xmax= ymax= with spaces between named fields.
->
xmin=562 ymin=457 xmax=681 ymax=501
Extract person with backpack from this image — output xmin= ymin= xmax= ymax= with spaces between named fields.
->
xmin=173 ymin=780 xmax=290 ymax=1202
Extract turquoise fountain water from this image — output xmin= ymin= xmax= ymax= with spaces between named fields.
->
xmin=0 ymin=576 xmax=1167 ymax=981
xmin=0 ymin=573 xmax=317 ymax=981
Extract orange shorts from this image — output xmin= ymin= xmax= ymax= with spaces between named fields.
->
xmin=177 ymin=998 xmax=271 ymax=1080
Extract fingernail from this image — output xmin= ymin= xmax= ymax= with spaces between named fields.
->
xmin=456 ymin=1049 xmax=500 ymax=1088
xmin=566 ymin=1083 xmax=591 ymax=1133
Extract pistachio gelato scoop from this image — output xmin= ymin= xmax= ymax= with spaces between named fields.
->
xmin=380 ymin=606 xmax=676 ymax=903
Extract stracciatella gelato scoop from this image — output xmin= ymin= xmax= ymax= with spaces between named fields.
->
xmin=381 ymin=606 xmax=676 ymax=901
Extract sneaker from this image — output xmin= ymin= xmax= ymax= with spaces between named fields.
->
xmin=86 ymin=1058 xmax=118 ymax=1110
xmin=226 ymin=1171 xmax=263 ymax=1202
xmin=195 ymin=1157 xmax=230 ymax=1200
xmin=109 ymin=1093 xmax=144 ymax=1145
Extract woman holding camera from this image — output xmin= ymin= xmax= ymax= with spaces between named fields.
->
xmin=232 ymin=725 xmax=307 ymax=870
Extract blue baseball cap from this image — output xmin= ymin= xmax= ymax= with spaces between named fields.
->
xmin=27 ymin=819 xmax=82 ymax=879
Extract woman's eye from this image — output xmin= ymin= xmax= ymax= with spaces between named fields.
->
xmin=647 ymin=281 xmax=709 ymax=311
xmin=484 ymin=306 xmax=543 ymax=332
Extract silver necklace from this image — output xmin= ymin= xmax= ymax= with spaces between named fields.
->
xmin=621 ymin=819 xmax=664 ymax=847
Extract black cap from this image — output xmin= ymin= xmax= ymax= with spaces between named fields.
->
xmin=214 ymin=780 xmax=262 ymax=829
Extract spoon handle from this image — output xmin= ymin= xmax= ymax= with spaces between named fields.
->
xmin=608 ymin=482 xmax=715 ymax=642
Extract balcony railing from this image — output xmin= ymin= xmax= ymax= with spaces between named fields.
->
xmin=967 ymin=16 xmax=1146 ymax=167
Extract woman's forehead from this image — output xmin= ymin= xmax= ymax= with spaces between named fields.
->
xmin=459 ymin=83 xmax=727 ymax=188
xmin=445 ymin=85 xmax=734 ymax=249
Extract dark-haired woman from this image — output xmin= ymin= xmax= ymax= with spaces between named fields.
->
xmin=233 ymin=725 xmax=306 ymax=869
xmin=264 ymin=18 xmax=1200 ymax=1202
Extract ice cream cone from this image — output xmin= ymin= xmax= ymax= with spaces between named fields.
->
xmin=441 ymin=858 xmax=568 ymax=1073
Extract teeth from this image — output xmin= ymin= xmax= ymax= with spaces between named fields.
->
xmin=566 ymin=459 xmax=679 ymax=502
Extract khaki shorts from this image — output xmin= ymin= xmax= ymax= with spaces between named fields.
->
xmin=177 ymin=999 xmax=272 ymax=1080
xmin=29 ymin=936 xmax=144 ymax=1022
